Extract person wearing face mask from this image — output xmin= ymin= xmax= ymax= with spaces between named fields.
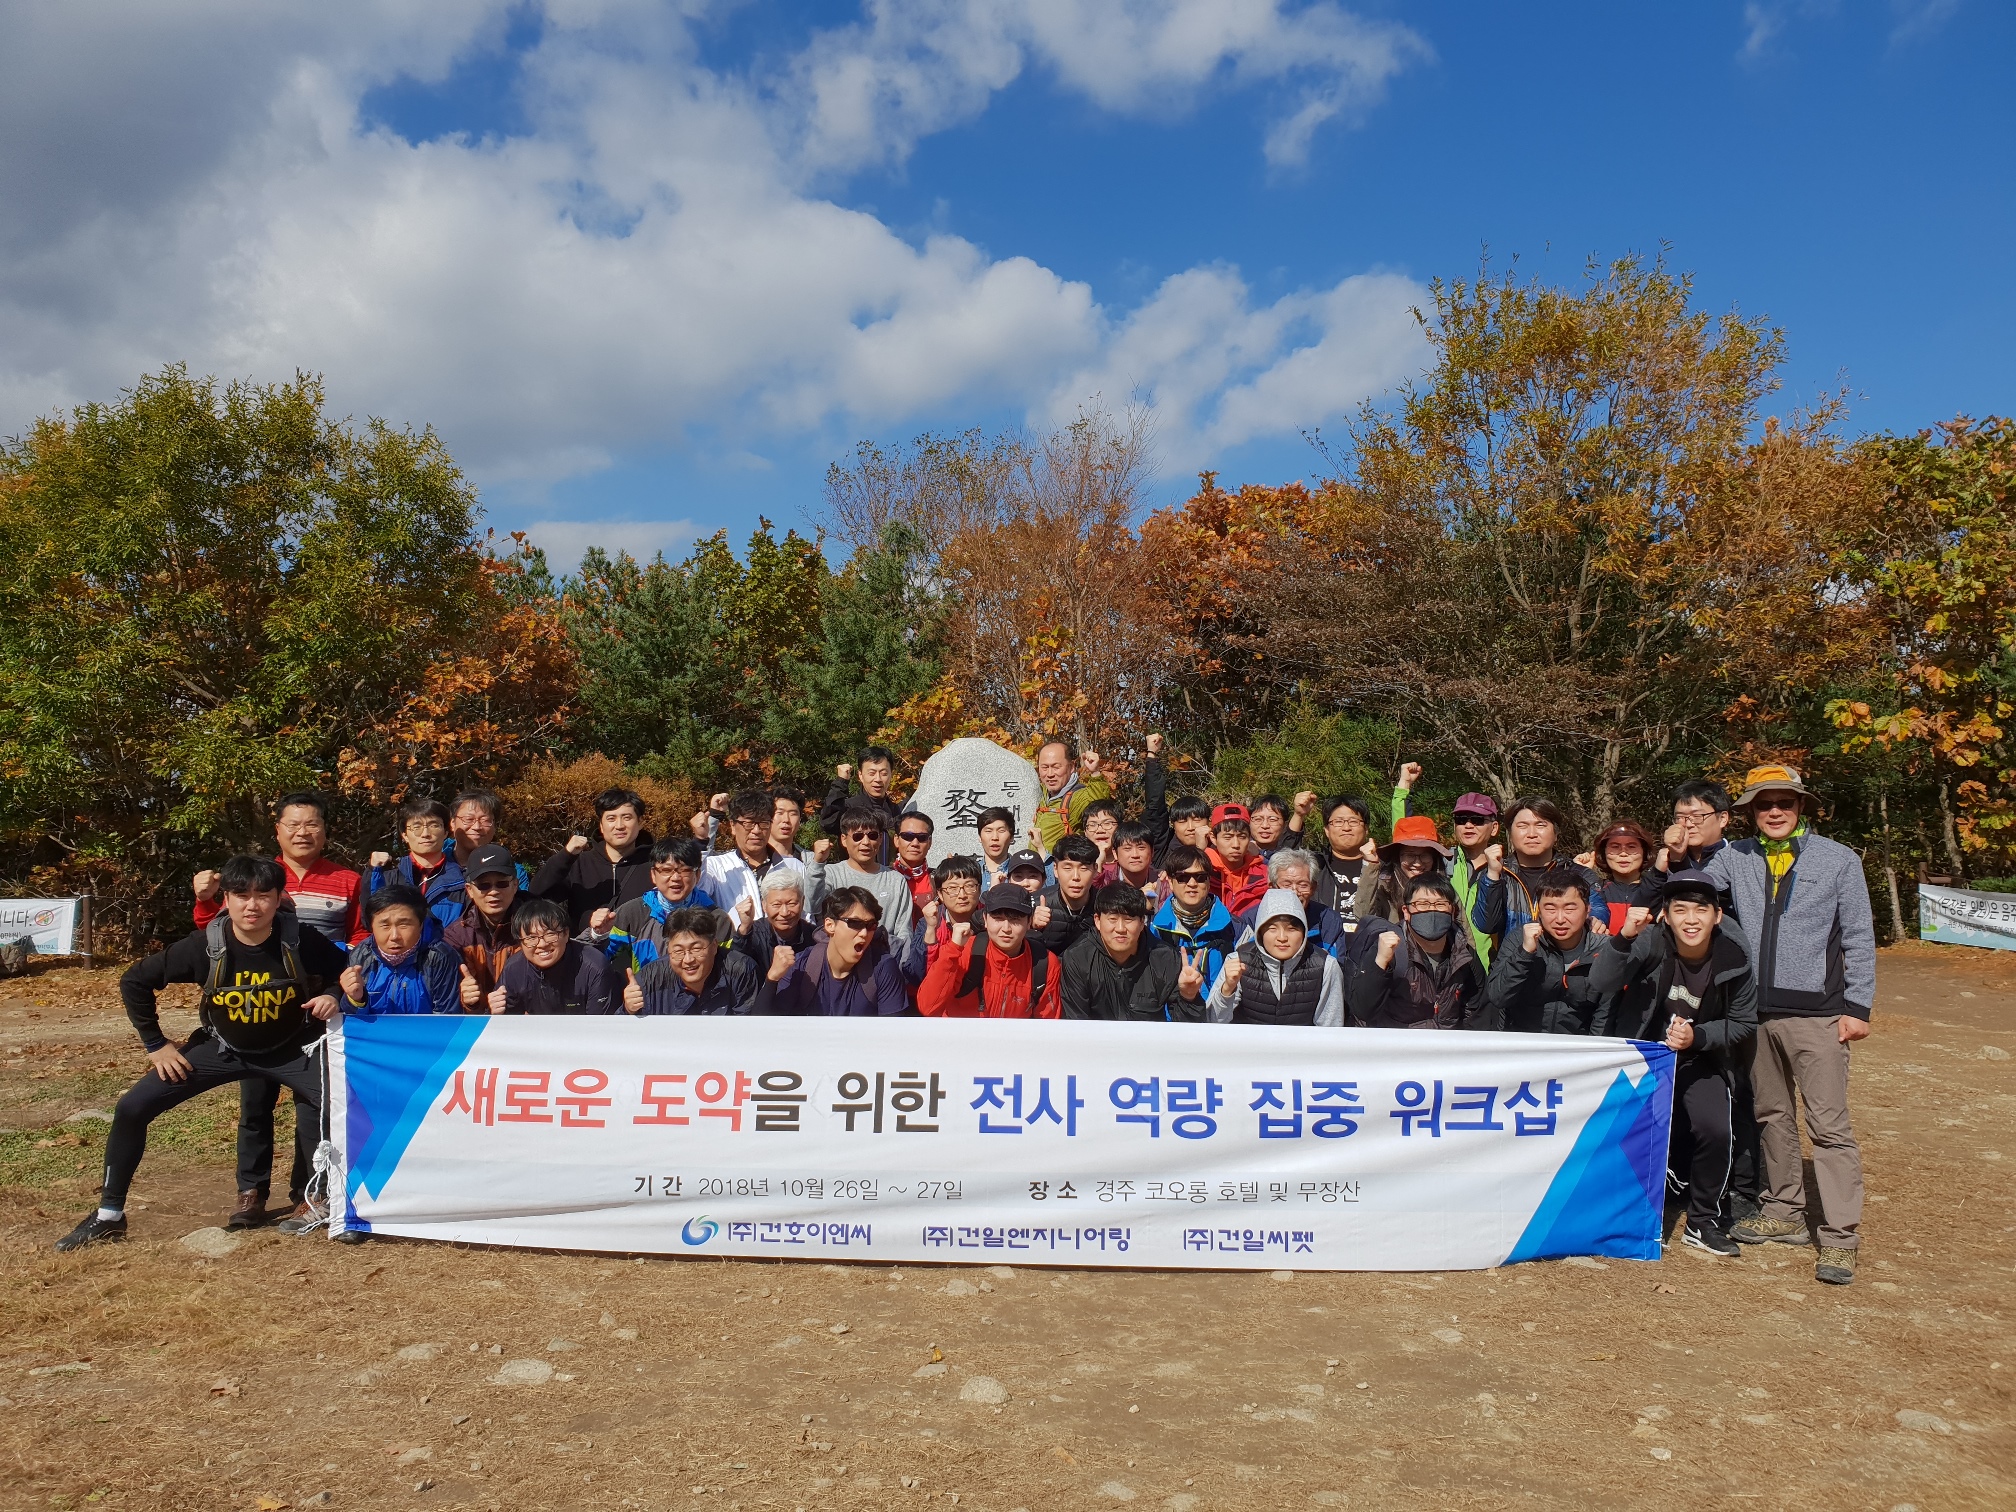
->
xmin=1357 ymin=816 xmax=1454 ymax=927
xmin=1482 ymin=871 xmax=1615 ymax=1036
xmin=1206 ymin=890 xmax=1346 ymax=1027
xmin=1347 ymin=876 xmax=1493 ymax=1030
xmin=1590 ymin=870 xmax=1759 ymax=1259
xmin=336 ymin=886 xmax=463 ymax=1017
xmin=1471 ymin=797 xmax=1604 ymax=954
xmin=620 ymin=907 xmax=760 ymax=1015
xmin=1705 ymin=766 xmax=1875 ymax=1287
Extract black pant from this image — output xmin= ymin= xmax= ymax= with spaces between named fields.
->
xmin=1727 ymin=1057 xmax=1761 ymax=1205
xmin=102 ymin=1033 xmax=324 ymax=1211
xmin=1667 ymin=1056 xmax=1734 ymax=1230
xmin=237 ymin=1076 xmax=314 ymax=1203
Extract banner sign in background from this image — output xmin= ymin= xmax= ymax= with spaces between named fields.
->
xmin=0 ymin=897 xmax=84 ymax=956
xmin=330 ymin=1017 xmax=1675 ymax=1271
xmin=1919 ymin=883 xmax=2016 ymax=952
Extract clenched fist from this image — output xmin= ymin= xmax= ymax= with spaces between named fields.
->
xmin=1397 ymin=761 xmax=1423 ymax=790
xmin=192 ymin=869 xmax=222 ymax=902
xmin=565 ymin=834 xmax=590 ymax=855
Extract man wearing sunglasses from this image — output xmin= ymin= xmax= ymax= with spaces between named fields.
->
xmin=889 ymin=813 xmax=938 ymax=911
xmin=1147 ymin=844 xmax=1238 ymax=994
xmin=810 ymin=805 xmax=915 ymax=945
xmin=1706 ymin=765 xmax=1875 ymax=1288
xmin=763 ymin=888 xmax=910 ymax=1016
xmin=444 ymin=844 xmax=528 ymax=1015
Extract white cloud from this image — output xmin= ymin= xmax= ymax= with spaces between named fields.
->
xmin=0 ymin=1 xmax=1432 ymax=498
xmin=1044 ymin=266 xmax=1427 ymax=470
xmin=525 ymin=516 xmax=703 ymax=570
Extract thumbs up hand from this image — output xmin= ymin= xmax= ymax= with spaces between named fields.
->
xmin=623 ymin=967 xmax=644 ymax=1015
xmin=459 ymin=963 xmax=481 ymax=1008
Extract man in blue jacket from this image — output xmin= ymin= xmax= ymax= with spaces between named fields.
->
xmin=1707 ymin=766 xmax=1875 ymax=1286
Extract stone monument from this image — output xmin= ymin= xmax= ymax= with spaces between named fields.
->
xmin=908 ymin=738 xmax=1041 ymax=867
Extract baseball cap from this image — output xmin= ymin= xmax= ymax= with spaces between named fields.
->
xmin=1658 ymin=868 xmax=1723 ymax=906
xmin=1210 ymin=802 xmax=1250 ymax=827
xmin=1452 ymin=792 xmax=1499 ymax=819
xmin=981 ymin=883 xmax=1035 ymax=916
xmin=1004 ymin=849 xmax=1047 ymax=876
xmin=464 ymin=844 xmax=517 ymax=880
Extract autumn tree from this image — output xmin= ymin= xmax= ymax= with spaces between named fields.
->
xmin=1829 ymin=417 xmax=2016 ymax=877
xmin=0 ymin=366 xmax=569 ymax=941
xmin=1247 ymin=255 xmax=1793 ymax=837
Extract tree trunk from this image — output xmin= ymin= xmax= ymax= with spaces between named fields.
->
xmin=1879 ymin=788 xmax=1905 ymax=945
xmin=1936 ymin=777 xmax=1969 ymax=881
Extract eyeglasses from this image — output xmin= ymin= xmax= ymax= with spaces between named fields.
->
xmin=653 ymin=864 xmax=697 ymax=877
xmin=830 ymin=915 xmax=878 ymax=933
xmin=730 ymin=816 xmax=766 ymax=829
xmin=519 ymin=928 xmax=566 ymax=946
xmin=1751 ymin=795 xmax=1801 ymax=813
xmin=665 ymin=941 xmax=713 ymax=959
xmin=897 ymin=831 xmax=932 ymax=843
xmin=1673 ymin=808 xmax=1722 ymax=826
xmin=469 ymin=876 xmax=513 ymax=891
xmin=1169 ymin=871 xmax=1211 ymax=884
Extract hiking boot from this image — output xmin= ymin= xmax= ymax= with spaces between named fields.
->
xmin=1730 ymin=1214 xmax=1810 ymax=1246
xmin=275 ymin=1199 xmax=327 ymax=1236
xmin=1683 ymin=1223 xmax=1741 ymax=1257
xmin=56 ymin=1213 xmax=126 ymax=1252
xmin=333 ymin=1228 xmax=369 ymax=1246
xmin=226 ymin=1190 xmax=271 ymax=1230
xmin=1815 ymin=1247 xmax=1857 ymax=1285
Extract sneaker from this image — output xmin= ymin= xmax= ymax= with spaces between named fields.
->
xmin=225 ymin=1190 xmax=271 ymax=1230
xmin=56 ymin=1213 xmax=126 ymax=1252
xmin=275 ymin=1199 xmax=327 ymax=1236
xmin=1815 ymin=1246 xmax=1857 ymax=1285
xmin=1683 ymin=1223 xmax=1741 ymax=1257
xmin=1730 ymin=1214 xmax=1811 ymax=1246
xmin=1728 ymin=1193 xmax=1762 ymax=1223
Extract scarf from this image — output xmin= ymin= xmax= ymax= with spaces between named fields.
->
xmin=1761 ymin=821 xmax=1808 ymax=900
xmin=1174 ymin=898 xmax=1214 ymax=933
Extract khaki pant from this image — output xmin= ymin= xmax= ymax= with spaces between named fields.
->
xmin=1750 ymin=1015 xmax=1863 ymax=1248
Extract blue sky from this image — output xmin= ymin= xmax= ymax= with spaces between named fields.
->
xmin=2 ymin=2 xmax=2009 ymax=569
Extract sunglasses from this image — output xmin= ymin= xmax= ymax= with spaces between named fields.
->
xmin=469 ymin=875 xmax=513 ymax=891
xmin=897 ymin=831 xmax=932 ymax=843
xmin=844 ymin=829 xmax=881 ymax=841
xmin=1751 ymin=795 xmax=1802 ymax=813
xmin=830 ymin=915 xmax=878 ymax=933
xmin=1169 ymin=870 xmax=1211 ymax=884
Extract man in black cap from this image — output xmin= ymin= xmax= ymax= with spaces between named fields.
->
xmin=917 ymin=884 xmax=1061 ymax=1018
xmin=441 ymin=843 xmax=525 ymax=1016
xmin=1590 ymin=869 xmax=1759 ymax=1258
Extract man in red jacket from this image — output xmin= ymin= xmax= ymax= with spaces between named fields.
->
xmin=918 ymin=885 xmax=1062 ymax=1019
xmin=1207 ymin=804 xmax=1271 ymax=917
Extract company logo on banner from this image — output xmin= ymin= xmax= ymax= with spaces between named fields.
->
xmin=327 ymin=1016 xmax=1675 ymax=1272
xmin=0 ymin=897 xmax=82 ymax=956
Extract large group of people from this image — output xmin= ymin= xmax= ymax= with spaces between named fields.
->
xmin=59 ymin=744 xmax=1876 ymax=1289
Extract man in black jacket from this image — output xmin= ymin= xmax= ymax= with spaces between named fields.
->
xmin=1590 ymin=869 xmax=1759 ymax=1258
xmin=1483 ymin=870 xmax=1614 ymax=1035
xmin=531 ymin=787 xmax=655 ymax=929
xmin=58 ymin=856 xmax=345 ymax=1251
xmin=1060 ymin=885 xmax=1203 ymax=1021
xmin=819 ymin=746 xmax=904 ymax=863
xmin=1036 ymin=835 xmax=1101 ymax=954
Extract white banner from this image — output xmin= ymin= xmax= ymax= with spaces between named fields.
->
xmin=1919 ymin=883 xmax=2016 ymax=952
xmin=0 ymin=896 xmax=83 ymax=955
xmin=329 ymin=1016 xmax=1675 ymax=1271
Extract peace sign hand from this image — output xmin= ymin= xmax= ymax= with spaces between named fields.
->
xmin=1176 ymin=947 xmax=1204 ymax=999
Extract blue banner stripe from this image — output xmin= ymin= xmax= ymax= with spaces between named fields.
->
xmin=1506 ymin=1044 xmax=1674 ymax=1264
xmin=344 ymin=1015 xmax=488 ymax=1204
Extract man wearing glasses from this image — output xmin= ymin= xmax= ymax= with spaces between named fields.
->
xmin=498 ymin=899 xmax=619 ymax=1015
xmin=445 ymin=844 xmax=528 ymax=1015
xmin=1665 ymin=779 xmax=1735 ymax=873
xmin=764 ymin=888 xmax=911 ymax=1016
xmin=810 ymin=805 xmax=915 ymax=943
xmin=701 ymin=789 xmax=805 ymax=934
xmin=1707 ymin=766 xmax=1876 ymax=1287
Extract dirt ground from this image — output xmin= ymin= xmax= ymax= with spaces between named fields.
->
xmin=1 ymin=943 xmax=2011 ymax=1512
